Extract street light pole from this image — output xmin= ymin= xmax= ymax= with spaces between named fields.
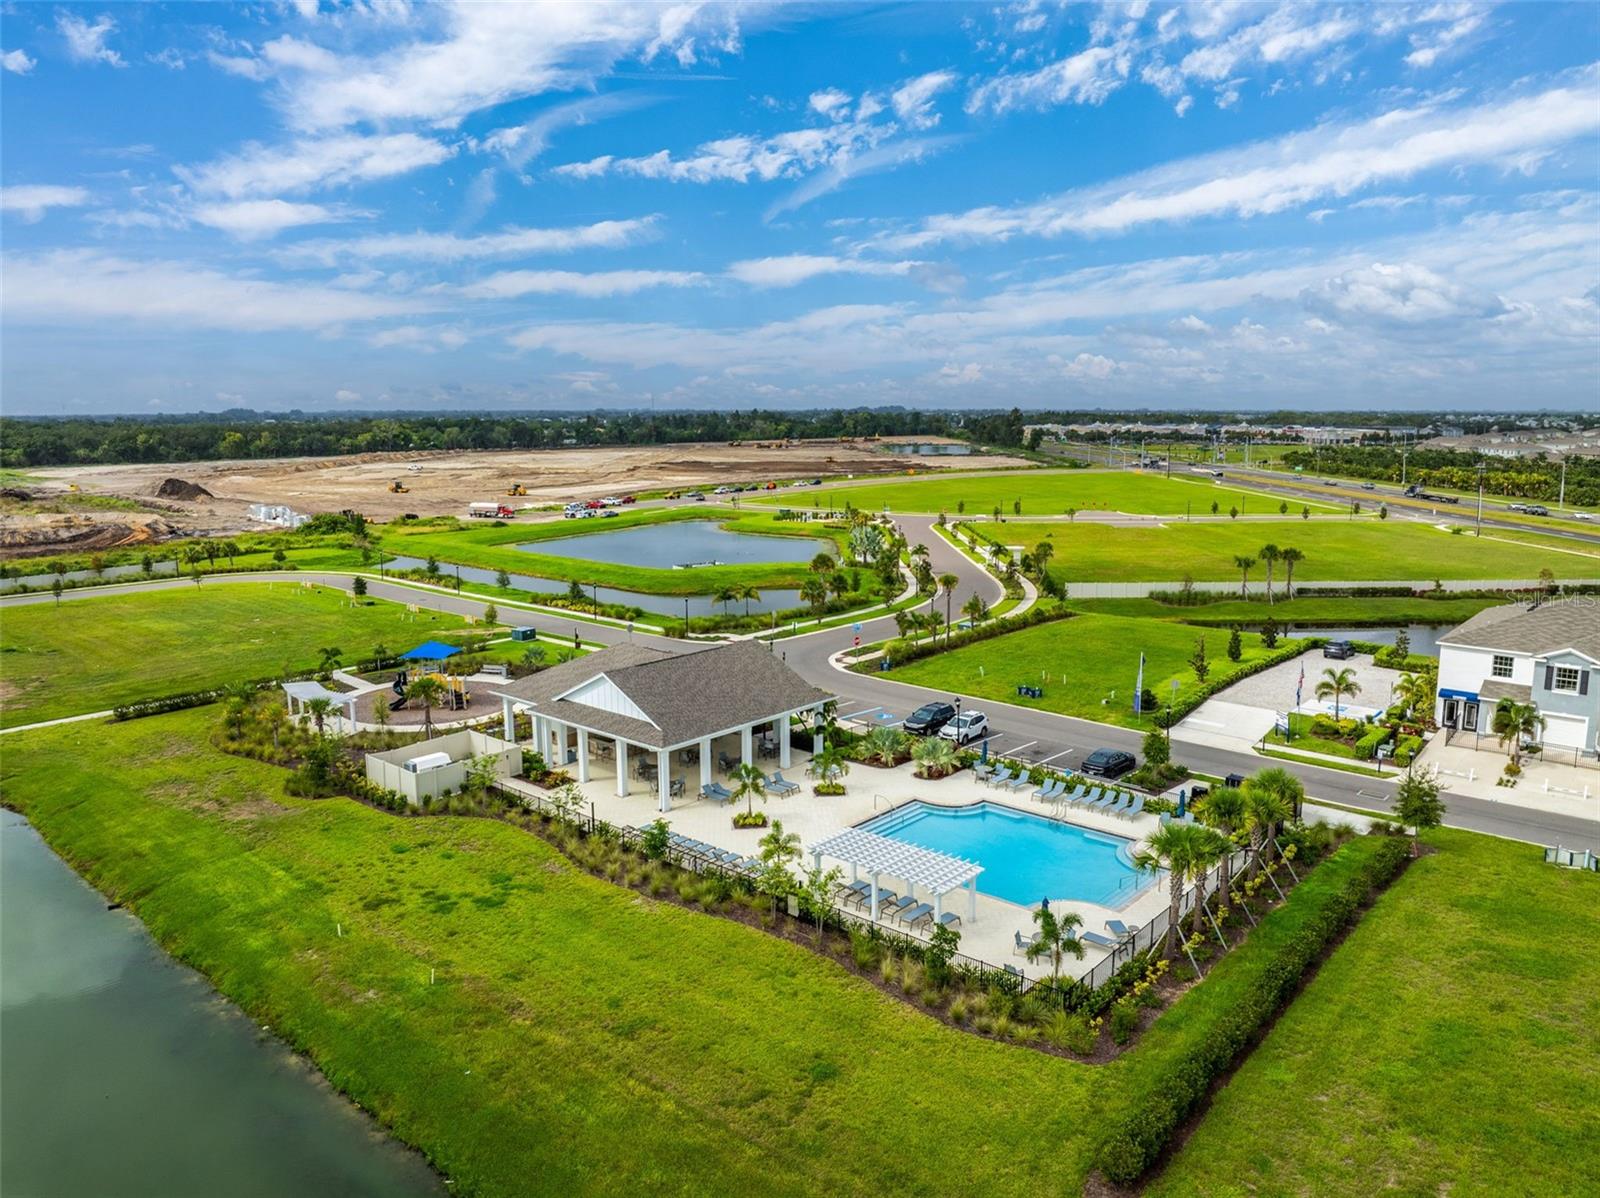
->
xmin=1476 ymin=464 xmax=1486 ymax=537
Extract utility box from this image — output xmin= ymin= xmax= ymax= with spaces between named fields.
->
xmin=511 ymin=627 xmax=536 ymax=642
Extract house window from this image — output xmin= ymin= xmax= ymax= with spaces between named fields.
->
xmin=1491 ymin=654 xmax=1514 ymax=679
xmin=1553 ymin=666 xmax=1580 ymax=693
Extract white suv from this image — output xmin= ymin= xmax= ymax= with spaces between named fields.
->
xmin=939 ymin=711 xmax=989 ymax=744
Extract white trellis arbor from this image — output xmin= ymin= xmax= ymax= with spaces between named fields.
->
xmin=809 ymin=826 xmax=983 ymax=925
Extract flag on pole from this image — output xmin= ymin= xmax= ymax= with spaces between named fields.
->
xmin=1296 ymin=662 xmax=1305 ymax=709
xmin=1133 ymin=652 xmax=1146 ymax=714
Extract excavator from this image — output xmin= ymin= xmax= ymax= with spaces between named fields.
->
xmin=388 ymin=479 xmax=409 ymax=493
xmin=506 ymin=482 xmax=528 ymax=496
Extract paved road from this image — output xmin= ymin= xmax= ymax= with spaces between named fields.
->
xmin=8 ymin=558 xmax=1597 ymax=852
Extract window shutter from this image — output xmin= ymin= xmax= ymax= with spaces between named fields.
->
xmin=1544 ymin=665 xmax=1555 ymax=690
xmin=1581 ymin=671 xmax=1591 ymax=697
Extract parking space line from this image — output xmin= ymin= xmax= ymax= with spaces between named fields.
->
xmin=1036 ymin=748 xmax=1076 ymax=765
xmin=1006 ymin=740 xmax=1038 ymax=758
xmin=839 ymin=706 xmax=881 ymax=722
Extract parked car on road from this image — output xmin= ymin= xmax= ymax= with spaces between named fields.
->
xmin=1524 ymin=504 xmax=1550 ymax=516
xmin=687 ymin=491 xmax=706 ymax=502
xmin=903 ymin=701 xmax=957 ymax=736
xmin=1361 ymin=482 xmax=1376 ymax=490
xmin=1081 ymin=748 xmax=1136 ymax=779
xmin=938 ymin=711 xmax=989 ymax=744
xmin=1323 ymin=640 xmax=1355 ymax=659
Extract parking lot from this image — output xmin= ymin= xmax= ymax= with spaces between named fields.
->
xmin=836 ymin=699 xmax=1094 ymax=772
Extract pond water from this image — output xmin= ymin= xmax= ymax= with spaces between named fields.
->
xmin=883 ymin=442 xmax=972 ymax=456
xmin=0 ymin=559 xmax=180 ymax=591
xmin=0 ymin=811 xmax=442 ymax=1198
xmin=525 ymin=520 xmax=831 ymax=570
xmin=1284 ymin=624 xmax=1444 ymax=655
xmin=382 ymin=556 xmax=805 ymax=618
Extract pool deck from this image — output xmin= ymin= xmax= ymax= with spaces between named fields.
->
xmin=558 ymin=750 xmax=1171 ymax=983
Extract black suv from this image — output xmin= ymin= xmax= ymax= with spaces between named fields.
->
xmin=903 ymin=701 xmax=957 ymax=735
xmin=1081 ymin=748 xmax=1137 ymax=779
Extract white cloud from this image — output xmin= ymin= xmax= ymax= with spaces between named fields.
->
xmin=879 ymin=74 xmax=1600 ymax=249
xmin=808 ymin=88 xmax=851 ymax=119
xmin=555 ymin=119 xmax=895 ymax=185
xmin=259 ymin=3 xmax=744 ymax=131
xmin=2 ymin=250 xmax=433 ymax=331
xmin=479 ymin=92 xmax=654 ymax=169
xmin=767 ymin=135 xmax=961 ymax=218
xmin=966 ymin=47 xmax=1129 ymax=115
xmin=1 ymin=185 xmax=91 ymax=221
xmin=1404 ymin=7 xmax=1487 ymax=69
xmin=937 ymin=361 xmax=983 ymax=385
xmin=177 ymin=132 xmax=455 ymax=198
xmin=191 ymin=199 xmax=357 ymax=239
xmin=2 ymin=48 xmax=36 ymax=74
xmin=57 ymin=12 xmax=124 ymax=67
xmin=459 ymin=268 xmax=705 ymax=300
xmin=1302 ymin=261 xmax=1509 ymax=325
xmin=1061 ymin=352 xmax=1117 ymax=378
xmin=891 ymin=70 xmax=958 ymax=128
xmin=726 ymin=254 xmax=925 ymax=287
xmin=276 ymin=217 xmax=659 ymax=265
xmin=368 ymin=324 xmax=471 ymax=351
xmin=334 ymin=388 xmax=362 ymax=402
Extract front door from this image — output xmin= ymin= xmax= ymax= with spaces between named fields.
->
xmin=1443 ymin=698 xmax=1460 ymax=728
xmin=1463 ymin=702 xmax=1479 ymax=732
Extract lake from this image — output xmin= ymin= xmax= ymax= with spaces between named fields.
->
xmin=0 ymin=810 xmax=442 ymax=1198
xmin=1284 ymin=624 xmax=1445 ymax=655
xmin=526 ymin=520 xmax=831 ymax=569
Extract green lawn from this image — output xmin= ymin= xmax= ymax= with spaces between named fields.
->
xmin=752 ymin=468 xmax=1330 ymax=517
xmin=1149 ymin=829 xmax=1600 ymax=1197
xmin=981 ymin=519 xmax=1600 ymax=585
xmin=382 ymin=507 xmax=859 ymax=597
xmin=0 ymin=583 xmax=467 ymax=728
xmin=1064 ymin=594 xmax=1497 ymax=629
xmin=885 ymin=613 xmax=1291 ymax=729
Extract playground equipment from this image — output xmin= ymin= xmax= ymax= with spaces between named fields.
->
xmin=389 ymin=479 xmax=409 ymax=493
xmin=390 ymin=669 xmax=470 ymax=712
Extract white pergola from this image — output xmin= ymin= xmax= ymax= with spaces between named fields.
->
xmin=281 ymin=680 xmax=358 ymax=733
xmin=809 ymin=827 xmax=983 ymax=925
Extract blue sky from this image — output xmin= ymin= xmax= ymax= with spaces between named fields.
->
xmin=2 ymin=1 xmax=1597 ymax=415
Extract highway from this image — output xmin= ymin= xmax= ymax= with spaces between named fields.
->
xmin=10 ymin=537 xmax=1597 ymax=852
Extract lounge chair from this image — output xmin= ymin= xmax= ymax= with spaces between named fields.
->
xmin=1032 ymin=778 xmax=1062 ymax=802
xmin=1081 ymin=930 xmax=1119 ymax=949
xmin=973 ymin=762 xmax=994 ymax=781
xmin=937 ymin=912 xmax=962 ymax=930
xmin=986 ymin=766 xmax=1014 ymax=789
xmin=1060 ymin=783 xmax=1088 ymax=806
xmin=881 ymin=895 xmax=917 ymax=920
xmin=867 ymin=891 xmax=899 ymax=916
xmin=700 ymin=782 xmax=733 ymax=804
xmin=900 ymin=902 xmax=934 ymax=928
xmin=1103 ymin=794 xmax=1131 ymax=819
xmin=1004 ymin=964 xmax=1024 ymax=979
xmin=1105 ymin=920 xmax=1133 ymax=940
xmin=1079 ymin=786 xmax=1104 ymax=809
xmin=1090 ymin=790 xmax=1118 ymax=812
xmin=1121 ymin=796 xmax=1145 ymax=820
xmin=767 ymin=772 xmax=800 ymax=796
xmin=1005 ymin=772 xmax=1032 ymax=793
xmin=842 ymin=880 xmax=871 ymax=902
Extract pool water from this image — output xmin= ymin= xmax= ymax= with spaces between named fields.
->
xmin=862 ymin=801 xmax=1150 ymax=909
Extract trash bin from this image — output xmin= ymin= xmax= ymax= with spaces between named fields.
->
xmin=1224 ymin=773 xmax=1245 ymax=788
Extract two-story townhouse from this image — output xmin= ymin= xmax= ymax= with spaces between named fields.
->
xmin=1435 ymin=602 xmax=1600 ymax=756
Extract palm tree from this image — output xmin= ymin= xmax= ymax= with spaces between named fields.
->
xmin=827 ymin=571 xmax=848 ymax=602
xmin=304 ymin=696 xmax=334 ymax=735
xmin=806 ymin=745 xmax=850 ymax=787
xmin=758 ymin=819 xmax=801 ymax=866
xmin=938 ymin=572 xmax=959 ymax=645
xmin=263 ymin=701 xmax=289 ymax=750
xmin=1242 ymin=773 xmax=1293 ymax=878
xmin=316 ymin=646 xmax=343 ymax=678
xmin=714 ymin=585 xmax=737 ymax=616
xmin=1233 ymin=554 xmax=1256 ymax=598
xmin=1031 ymin=539 xmax=1055 ymax=578
xmin=1392 ymin=670 xmax=1431 ymax=721
xmin=911 ymin=735 xmax=957 ymax=778
xmin=221 ymin=540 xmax=240 ymax=568
xmin=1491 ymin=698 xmax=1545 ymax=765
xmin=961 ymin=592 xmax=988 ymax=627
xmin=1258 ymin=543 xmax=1280 ymax=604
xmin=1024 ymin=906 xmax=1085 ymax=980
xmin=1197 ymin=785 xmax=1246 ymax=907
xmin=1279 ymin=547 xmax=1304 ymax=599
xmin=731 ymin=761 xmax=769 ymax=817
xmin=809 ymin=552 xmax=836 ymax=575
xmin=406 ymin=675 xmax=446 ymax=737
xmin=910 ymin=543 xmax=930 ymax=567
xmin=736 ymin=582 xmax=761 ymax=615
xmin=799 ymin=575 xmax=828 ymax=616
xmin=862 ymin=726 xmax=909 ymax=767
xmin=1315 ymin=667 xmax=1361 ymax=720
xmin=1134 ymin=822 xmax=1229 ymax=958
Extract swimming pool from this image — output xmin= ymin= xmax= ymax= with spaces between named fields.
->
xmin=861 ymin=801 xmax=1151 ymax=909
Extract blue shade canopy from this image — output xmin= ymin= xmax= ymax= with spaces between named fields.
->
xmin=399 ymin=641 xmax=461 ymax=661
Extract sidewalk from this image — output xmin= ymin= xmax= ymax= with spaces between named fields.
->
xmin=1415 ymin=739 xmax=1600 ymax=823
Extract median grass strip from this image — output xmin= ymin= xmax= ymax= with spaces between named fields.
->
xmin=883 ymin=612 xmax=1292 ymax=729
xmin=0 ymin=583 xmax=466 ymax=728
xmin=1146 ymin=829 xmax=1600 ymax=1196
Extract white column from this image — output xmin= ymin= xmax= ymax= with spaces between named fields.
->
xmin=549 ymin=720 xmax=566 ymax=765
xmin=812 ymin=706 xmax=824 ymax=756
xmin=533 ymin=715 xmax=548 ymax=758
xmin=779 ymin=715 xmax=792 ymax=769
xmin=968 ymin=877 xmax=977 ymax=923
xmin=576 ymin=728 xmax=590 ymax=783
xmin=740 ymin=724 xmax=754 ymax=771
xmin=501 ymin=697 xmax=516 ymax=741
xmin=934 ymin=892 xmax=943 ymax=924
xmin=869 ymin=873 xmax=881 ymax=921
xmin=699 ymin=737 xmax=712 ymax=789
xmin=657 ymin=749 xmax=671 ymax=813
xmin=615 ymin=740 xmax=629 ymax=797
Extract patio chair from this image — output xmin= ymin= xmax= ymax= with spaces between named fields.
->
xmin=1060 ymin=783 xmax=1088 ymax=806
xmin=1081 ymin=930 xmax=1119 ymax=950
xmin=973 ymin=762 xmax=994 ymax=781
xmin=1089 ymin=789 xmax=1116 ymax=812
xmin=841 ymin=880 xmax=871 ymax=905
xmin=937 ymin=912 xmax=962 ymax=930
xmin=1013 ymin=930 xmax=1041 ymax=957
xmin=717 ymin=750 xmax=736 ymax=773
xmin=669 ymin=776 xmax=685 ymax=798
xmin=986 ymin=766 xmax=1014 ymax=789
xmin=700 ymin=782 xmax=732 ymax=804
xmin=868 ymin=891 xmax=899 ymax=917
xmin=1103 ymin=794 xmax=1131 ymax=819
xmin=1004 ymin=772 xmax=1032 ymax=793
xmin=1105 ymin=920 xmax=1134 ymax=940
xmin=1121 ymin=796 xmax=1145 ymax=820
xmin=1078 ymin=787 xmax=1103 ymax=809
xmin=900 ymin=902 xmax=934 ymax=928
xmin=767 ymin=772 xmax=800 ymax=796
xmin=880 ymin=895 xmax=916 ymax=921
xmin=1004 ymin=964 xmax=1024 ymax=980
xmin=1031 ymin=778 xmax=1060 ymax=801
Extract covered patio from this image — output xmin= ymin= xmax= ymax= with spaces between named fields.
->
xmin=808 ymin=826 xmax=983 ymax=928
xmin=492 ymin=641 xmax=832 ymax=813
xmin=281 ymin=679 xmax=358 ymax=732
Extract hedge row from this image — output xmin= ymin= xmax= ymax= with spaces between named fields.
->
xmin=1157 ymin=637 xmax=1318 ymax=728
xmin=1096 ymin=834 xmax=1412 ymax=1184
xmin=869 ymin=603 xmax=1073 ymax=671
xmin=112 ymin=688 xmax=235 ymax=721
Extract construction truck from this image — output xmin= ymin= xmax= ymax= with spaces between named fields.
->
xmin=506 ymin=482 xmax=528 ymax=496
xmin=389 ymin=479 xmax=409 ymax=493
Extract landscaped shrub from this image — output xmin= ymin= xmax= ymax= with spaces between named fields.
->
xmin=1095 ymin=834 xmax=1411 ymax=1185
xmin=868 ymin=604 xmax=1072 ymax=670
xmin=1394 ymin=733 xmax=1425 ymax=766
xmin=1355 ymin=725 xmax=1394 ymax=760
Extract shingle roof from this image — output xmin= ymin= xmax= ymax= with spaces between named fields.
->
xmin=492 ymin=640 xmax=832 ymax=750
xmin=1439 ymin=601 xmax=1600 ymax=662
xmin=1478 ymin=679 xmax=1531 ymax=703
